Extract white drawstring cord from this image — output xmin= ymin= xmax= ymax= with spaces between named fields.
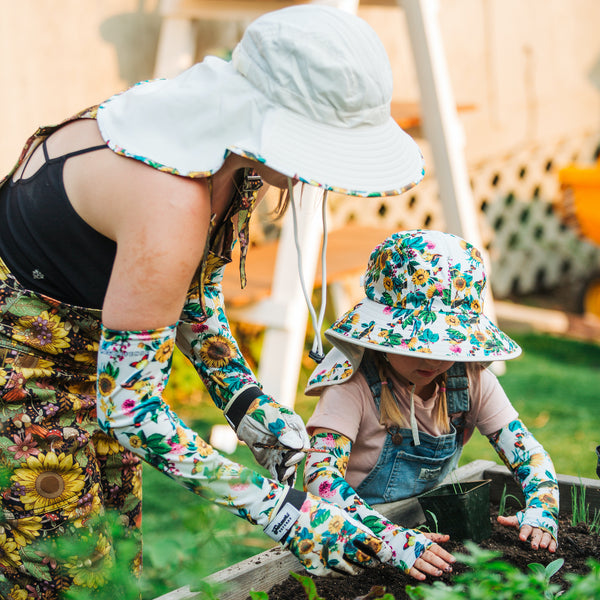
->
xmin=289 ymin=179 xmax=328 ymax=363
xmin=409 ymin=384 xmax=421 ymax=446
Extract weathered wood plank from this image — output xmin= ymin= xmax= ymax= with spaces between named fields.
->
xmin=152 ymin=585 xmax=199 ymax=600
xmin=206 ymin=546 xmax=302 ymax=600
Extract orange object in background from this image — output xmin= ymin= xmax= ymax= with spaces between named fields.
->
xmin=558 ymin=158 xmax=600 ymax=317
xmin=558 ymin=158 xmax=600 ymax=246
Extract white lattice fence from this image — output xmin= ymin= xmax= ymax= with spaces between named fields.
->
xmin=472 ymin=132 xmax=600 ymax=299
xmin=326 ymin=131 xmax=600 ymax=304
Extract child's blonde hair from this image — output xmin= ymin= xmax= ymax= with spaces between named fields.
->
xmin=372 ymin=352 xmax=451 ymax=434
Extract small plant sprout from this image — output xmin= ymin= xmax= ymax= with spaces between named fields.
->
xmin=290 ymin=572 xmax=326 ymax=600
xmin=529 ymin=558 xmax=565 ymax=598
xmin=571 ymin=481 xmax=600 ymax=534
xmin=425 ymin=509 xmax=440 ymax=534
xmin=498 ymin=483 xmax=522 ymax=516
xmin=450 ymin=473 xmax=464 ymax=495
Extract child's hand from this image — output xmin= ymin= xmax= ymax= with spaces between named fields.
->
xmin=378 ymin=524 xmax=455 ymax=580
xmin=497 ymin=515 xmax=557 ymax=553
xmin=407 ymin=539 xmax=455 ymax=581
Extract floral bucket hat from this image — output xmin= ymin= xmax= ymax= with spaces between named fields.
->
xmin=325 ymin=230 xmax=521 ymax=369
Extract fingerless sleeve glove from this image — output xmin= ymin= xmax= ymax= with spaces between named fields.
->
xmin=303 ymin=431 xmax=433 ymax=573
xmin=96 ymin=324 xmax=285 ymax=525
xmin=488 ymin=418 xmax=559 ymax=541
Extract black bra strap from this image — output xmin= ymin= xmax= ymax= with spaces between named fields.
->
xmin=17 ymin=141 xmax=108 ymax=181
xmin=19 ymin=139 xmax=47 ymax=178
xmin=57 ymin=143 xmax=109 ymax=161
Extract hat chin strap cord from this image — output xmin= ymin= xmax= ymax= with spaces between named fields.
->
xmin=289 ymin=178 xmax=328 ymax=364
xmin=408 ymin=384 xmax=421 ymax=446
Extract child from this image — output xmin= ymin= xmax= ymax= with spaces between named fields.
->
xmin=303 ymin=229 xmax=559 ymax=581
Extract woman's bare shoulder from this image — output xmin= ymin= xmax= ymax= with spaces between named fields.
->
xmin=62 ymin=120 xmax=210 ymax=241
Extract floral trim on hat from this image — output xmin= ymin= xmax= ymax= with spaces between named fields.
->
xmin=104 ymin=141 xmax=214 ymax=179
xmin=232 ymin=149 xmax=425 ymax=198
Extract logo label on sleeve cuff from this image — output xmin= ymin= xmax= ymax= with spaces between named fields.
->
xmin=264 ymin=503 xmax=300 ymax=542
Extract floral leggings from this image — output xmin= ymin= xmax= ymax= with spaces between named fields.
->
xmin=0 ymin=256 xmax=142 ymax=599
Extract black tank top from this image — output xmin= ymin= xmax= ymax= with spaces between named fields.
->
xmin=0 ymin=140 xmax=116 ymax=309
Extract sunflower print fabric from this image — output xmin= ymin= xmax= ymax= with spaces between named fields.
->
xmin=280 ymin=491 xmax=389 ymax=576
xmin=304 ymin=432 xmax=433 ymax=573
xmin=96 ymin=325 xmax=286 ymax=525
xmin=488 ymin=418 xmax=559 ymax=540
xmin=175 ymin=259 xmax=260 ymax=410
xmin=0 ymin=257 xmax=142 ymax=600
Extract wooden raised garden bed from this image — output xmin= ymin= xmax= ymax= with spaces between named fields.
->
xmin=154 ymin=460 xmax=600 ymax=600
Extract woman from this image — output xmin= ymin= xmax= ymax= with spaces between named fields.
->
xmin=0 ymin=5 xmax=453 ymax=598
xmin=303 ymin=229 xmax=559 ymax=580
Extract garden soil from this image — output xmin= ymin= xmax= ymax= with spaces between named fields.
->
xmin=257 ymin=507 xmax=599 ymax=600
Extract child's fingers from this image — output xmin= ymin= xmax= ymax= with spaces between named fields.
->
xmin=497 ymin=514 xmax=519 ymax=529
xmin=409 ymin=546 xmax=453 ymax=580
xmin=499 ymin=516 xmax=557 ymax=553
xmin=422 ymin=532 xmax=450 ymax=544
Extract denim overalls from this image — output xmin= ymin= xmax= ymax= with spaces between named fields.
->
xmin=355 ymin=356 xmax=470 ymax=505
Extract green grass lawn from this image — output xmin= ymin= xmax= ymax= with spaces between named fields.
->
xmin=457 ymin=331 xmax=600 ymax=479
xmin=140 ymin=330 xmax=600 ymax=597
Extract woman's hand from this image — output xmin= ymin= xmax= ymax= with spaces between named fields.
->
xmin=406 ymin=533 xmax=454 ymax=581
xmin=234 ymin=394 xmax=310 ymax=485
xmin=497 ymin=515 xmax=557 ymax=552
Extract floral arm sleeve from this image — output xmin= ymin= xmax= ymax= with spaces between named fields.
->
xmin=96 ymin=325 xmax=392 ymax=576
xmin=488 ymin=418 xmax=559 ymax=540
xmin=175 ymin=261 xmax=309 ymax=483
xmin=304 ymin=432 xmax=433 ymax=573
xmin=97 ymin=325 xmax=284 ymax=522
xmin=175 ymin=258 xmax=260 ymax=411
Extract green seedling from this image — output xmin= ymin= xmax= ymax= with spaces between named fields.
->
xmin=290 ymin=571 xmax=326 ymax=600
xmin=528 ymin=559 xmax=565 ymax=599
xmin=449 ymin=473 xmax=464 ymax=495
xmin=425 ymin=509 xmax=440 ymax=534
xmin=571 ymin=482 xmax=600 ymax=534
xmin=498 ymin=483 xmax=522 ymax=516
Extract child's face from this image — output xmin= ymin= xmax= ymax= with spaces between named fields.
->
xmin=385 ymin=353 xmax=455 ymax=387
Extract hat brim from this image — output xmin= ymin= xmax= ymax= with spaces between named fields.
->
xmin=231 ymin=106 xmax=425 ymax=198
xmin=326 ymin=296 xmax=522 ymax=362
xmin=97 ymin=59 xmax=424 ymax=197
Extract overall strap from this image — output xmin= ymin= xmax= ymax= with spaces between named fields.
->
xmin=360 ymin=352 xmax=384 ymax=410
xmin=445 ymin=362 xmax=469 ymax=413
xmin=445 ymin=362 xmax=469 ymax=435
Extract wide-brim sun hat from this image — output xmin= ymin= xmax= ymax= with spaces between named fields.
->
xmin=96 ymin=4 xmax=424 ymax=197
xmin=325 ymin=230 xmax=521 ymax=364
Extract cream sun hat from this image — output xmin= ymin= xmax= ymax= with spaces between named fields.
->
xmin=96 ymin=4 xmax=424 ymax=197
xmin=324 ymin=230 xmax=521 ymax=370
